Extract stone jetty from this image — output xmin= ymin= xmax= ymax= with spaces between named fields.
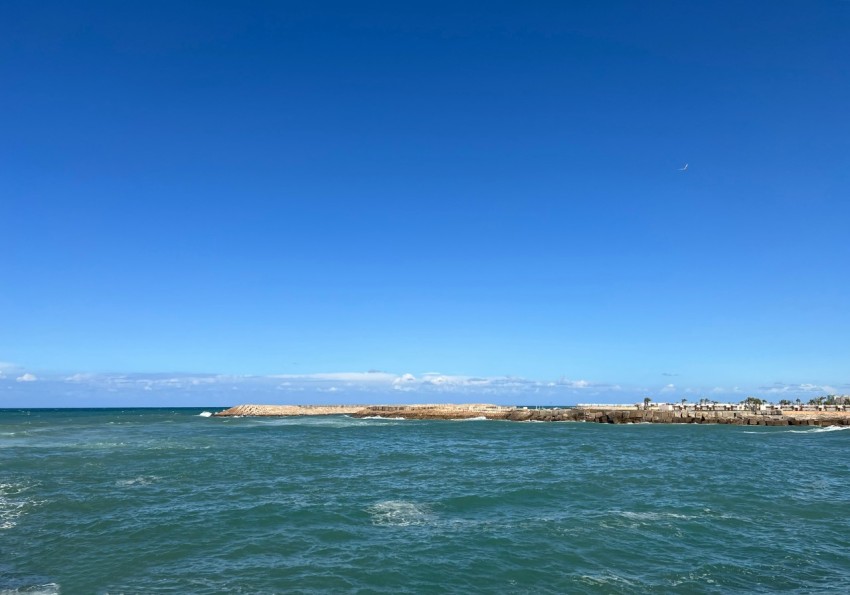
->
xmin=352 ymin=404 xmax=514 ymax=420
xmin=215 ymin=404 xmax=850 ymax=426
xmin=215 ymin=404 xmax=363 ymax=416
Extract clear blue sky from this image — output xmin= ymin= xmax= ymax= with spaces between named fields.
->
xmin=2 ymin=1 xmax=848 ymax=406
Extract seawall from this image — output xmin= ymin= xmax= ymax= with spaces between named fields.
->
xmin=214 ymin=404 xmax=363 ymax=416
xmin=215 ymin=404 xmax=850 ymax=426
xmin=352 ymin=406 xmax=850 ymax=425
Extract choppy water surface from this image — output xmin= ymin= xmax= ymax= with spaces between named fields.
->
xmin=2 ymin=409 xmax=849 ymax=593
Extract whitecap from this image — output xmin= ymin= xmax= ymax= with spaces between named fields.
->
xmin=0 ymin=482 xmax=40 ymax=531
xmin=617 ymin=510 xmax=693 ymax=521
xmin=198 ymin=411 xmax=213 ymax=417
xmin=787 ymin=426 xmax=850 ymax=434
xmin=451 ymin=416 xmax=488 ymax=421
xmin=809 ymin=425 xmax=850 ymax=433
xmin=361 ymin=416 xmax=407 ymax=420
xmin=367 ymin=500 xmax=431 ymax=527
xmin=115 ymin=476 xmax=160 ymax=487
xmin=0 ymin=584 xmax=61 ymax=595
xmin=580 ymin=574 xmax=636 ymax=588
xmin=0 ymin=583 xmax=61 ymax=595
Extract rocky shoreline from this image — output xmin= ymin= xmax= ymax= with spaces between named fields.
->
xmin=214 ymin=404 xmax=850 ymax=426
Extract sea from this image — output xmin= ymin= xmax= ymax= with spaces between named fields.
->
xmin=2 ymin=408 xmax=849 ymax=594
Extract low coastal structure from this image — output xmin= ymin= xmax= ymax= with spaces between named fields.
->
xmin=214 ymin=403 xmax=850 ymax=426
xmin=215 ymin=404 xmax=364 ymax=416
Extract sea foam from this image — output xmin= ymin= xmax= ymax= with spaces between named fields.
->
xmin=0 ymin=583 xmax=61 ymax=595
xmin=788 ymin=425 xmax=850 ymax=434
xmin=616 ymin=510 xmax=693 ymax=522
xmin=0 ymin=482 xmax=39 ymax=531
xmin=115 ymin=476 xmax=160 ymax=487
xmin=361 ymin=416 xmax=407 ymax=420
xmin=367 ymin=500 xmax=431 ymax=527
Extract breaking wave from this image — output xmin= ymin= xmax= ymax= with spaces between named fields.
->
xmin=0 ymin=482 xmax=40 ymax=531
xmin=367 ymin=500 xmax=432 ymax=527
xmin=0 ymin=583 xmax=61 ymax=595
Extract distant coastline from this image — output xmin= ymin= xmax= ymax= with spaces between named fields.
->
xmin=213 ymin=403 xmax=850 ymax=427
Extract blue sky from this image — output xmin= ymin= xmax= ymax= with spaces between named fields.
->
xmin=2 ymin=1 xmax=848 ymax=406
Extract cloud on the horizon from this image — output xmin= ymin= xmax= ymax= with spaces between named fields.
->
xmin=1 ymin=369 xmax=846 ymax=408
xmin=758 ymin=382 xmax=838 ymax=394
xmin=273 ymin=371 xmax=615 ymax=395
xmin=0 ymin=370 xmax=628 ymax=407
xmin=0 ymin=362 xmax=22 ymax=379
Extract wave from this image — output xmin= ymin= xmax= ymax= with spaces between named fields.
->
xmin=0 ymin=583 xmax=61 ymax=595
xmin=361 ymin=416 xmax=408 ymax=420
xmin=198 ymin=411 xmax=213 ymax=417
xmin=0 ymin=482 xmax=41 ymax=531
xmin=115 ymin=476 xmax=160 ymax=487
xmin=742 ymin=425 xmax=850 ymax=435
xmin=366 ymin=500 xmax=431 ymax=527
xmin=788 ymin=425 xmax=850 ymax=434
xmin=450 ymin=416 xmax=488 ymax=421
xmin=615 ymin=510 xmax=694 ymax=522
xmin=579 ymin=574 xmax=638 ymax=588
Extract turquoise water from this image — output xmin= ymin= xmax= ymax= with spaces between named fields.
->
xmin=2 ymin=409 xmax=849 ymax=594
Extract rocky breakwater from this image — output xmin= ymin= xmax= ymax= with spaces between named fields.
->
xmin=508 ymin=408 xmax=850 ymax=426
xmin=354 ymin=406 xmax=850 ymax=426
xmin=507 ymin=408 xmax=850 ymax=426
xmin=214 ymin=404 xmax=850 ymax=426
xmin=214 ymin=404 xmax=364 ymax=417
xmin=351 ymin=404 xmax=514 ymax=420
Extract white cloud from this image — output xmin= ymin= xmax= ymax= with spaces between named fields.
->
xmin=422 ymin=374 xmax=452 ymax=385
xmin=392 ymin=373 xmax=417 ymax=391
xmin=660 ymin=384 xmax=676 ymax=393
xmin=66 ymin=373 xmax=95 ymax=383
xmin=0 ymin=362 xmax=23 ymax=379
xmin=262 ymin=371 xmax=622 ymax=397
xmin=0 ymin=368 xmax=668 ymax=406
xmin=760 ymin=382 xmax=837 ymax=395
xmin=271 ymin=372 xmax=397 ymax=384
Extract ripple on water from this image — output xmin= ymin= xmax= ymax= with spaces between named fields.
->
xmin=5 ymin=410 xmax=850 ymax=593
xmin=114 ymin=476 xmax=161 ymax=487
xmin=0 ymin=482 xmax=42 ymax=531
xmin=366 ymin=500 xmax=432 ymax=527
